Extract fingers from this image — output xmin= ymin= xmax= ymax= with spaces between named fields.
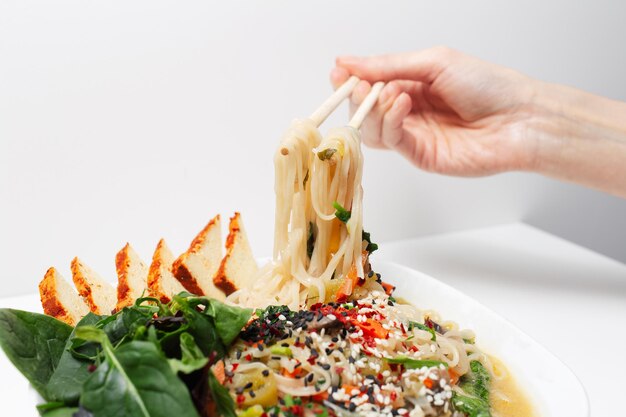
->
xmin=381 ymin=93 xmax=413 ymax=149
xmin=330 ymin=67 xmax=350 ymax=90
xmin=336 ymin=46 xmax=455 ymax=83
xmin=351 ymin=81 xmax=408 ymax=149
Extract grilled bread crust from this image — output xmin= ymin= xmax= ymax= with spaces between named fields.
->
xmin=39 ymin=267 xmax=89 ymax=326
xmin=213 ymin=212 xmax=257 ymax=295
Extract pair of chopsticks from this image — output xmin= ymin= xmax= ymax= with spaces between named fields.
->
xmin=309 ymin=76 xmax=384 ymax=130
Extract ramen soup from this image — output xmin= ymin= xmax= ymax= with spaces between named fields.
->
xmin=224 ymin=119 xmax=536 ymax=416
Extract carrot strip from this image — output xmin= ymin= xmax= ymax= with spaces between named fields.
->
xmin=335 ymin=252 xmax=369 ymax=302
xmin=213 ymin=360 xmax=226 ymax=384
xmin=381 ymin=281 xmax=395 ymax=296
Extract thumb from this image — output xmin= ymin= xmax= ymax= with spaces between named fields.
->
xmin=336 ymin=46 xmax=453 ymax=84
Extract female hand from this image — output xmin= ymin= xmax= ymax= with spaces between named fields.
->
xmin=331 ymin=47 xmax=539 ymax=176
xmin=331 ymin=47 xmax=626 ymax=197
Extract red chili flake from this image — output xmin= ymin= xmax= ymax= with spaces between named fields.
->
xmin=245 ymin=354 xmax=252 ymax=361
xmin=231 ymin=363 xmax=239 ymax=371
xmin=400 ymin=323 xmax=406 ymax=334
xmin=336 ymin=366 xmax=344 ymax=374
xmin=390 ymin=391 xmax=398 ymax=401
xmin=236 ymin=394 xmax=246 ymax=404
xmin=376 ymin=373 xmax=383 ymax=381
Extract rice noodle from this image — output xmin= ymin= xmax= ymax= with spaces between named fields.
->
xmin=232 ymin=121 xmax=365 ymax=309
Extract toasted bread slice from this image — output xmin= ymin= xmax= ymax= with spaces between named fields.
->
xmin=39 ymin=267 xmax=89 ymax=326
xmin=71 ymin=257 xmax=117 ymax=315
xmin=147 ymin=239 xmax=186 ymax=303
xmin=172 ymin=215 xmax=225 ymax=300
xmin=214 ymin=212 xmax=258 ymax=295
xmin=115 ymin=243 xmax=149 ymax=311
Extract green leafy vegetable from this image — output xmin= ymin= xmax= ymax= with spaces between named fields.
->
xmin=0 ymin=309 xmax=73 ymax=397
xmin=1 ymin=293 xmax=251 ymax=417
xmin=204 ymin=298 xmax=253 ymax=346
xmin=333 ymin=201 xmax=351 ymax=223
xmin=168 ymin=332 xmax=208 ymax=375
xmin=77 ymin=326 xmax=200 ymax=417
xmin=207 ymin=369 xmax=237 ymax=417
xmin=451 ymin=392 xmax=491 ymax=417
xmin=408 ymin=321 xmax=436 ymax=341
xmin=307 ymin=221 xmax=316 ymax=259
xmin=361 ymin=230 xmax=378 ymax=253
xmin=46 ymin=313 xmax=102 ymax=404
xmin=37 ymin=401 xmax=66 ymax=412
xmin=37 ymin=404 xmax=92 ymax=417
xmin=461 ymin=360 xmax=491 ymax=403
xmin=98 ymin=304 xmax=155 ymax=346
xmin=38 ymin=406 xmax=83 ymax=417
xmin=317 ymin=148 xmax=337 ymax=161
xmin=452 ymin=360 xmax=492 ymax=417
xmin=384 ymin=356 xmax=448 ymax=369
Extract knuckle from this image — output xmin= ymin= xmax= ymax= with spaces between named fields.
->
xmin=430 ymin=45 xmax=456 ymax=61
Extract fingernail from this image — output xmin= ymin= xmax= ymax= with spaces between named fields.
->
xmin=380 ymin=87 xmax=392 ymax=103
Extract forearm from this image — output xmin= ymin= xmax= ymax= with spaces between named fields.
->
xmin=528 ymin=82 xmax=626 ymax=198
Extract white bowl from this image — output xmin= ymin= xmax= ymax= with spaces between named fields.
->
xmin=0 ymin=262 xmax=589 ymax=416
xmin=379 ymin=260 xmax=589 ymax=417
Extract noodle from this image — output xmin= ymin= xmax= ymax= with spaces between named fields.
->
xmin=233 ymin=122 xmax=365 ymax=309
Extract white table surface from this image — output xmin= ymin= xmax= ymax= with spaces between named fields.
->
xmin=1 ymin=222 xmax=624 ymax=416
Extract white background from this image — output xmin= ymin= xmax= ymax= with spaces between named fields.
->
xmin=1 ymin=0 xmax=625 ymax=297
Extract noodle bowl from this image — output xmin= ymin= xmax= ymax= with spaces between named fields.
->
xmin=224 ymin=118 xmax=534 ymax=417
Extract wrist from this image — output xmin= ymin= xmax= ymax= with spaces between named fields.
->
xmin=524 ymin=81 xmax=626 ymax=196
xmin=523 ymin=81 xmax=572 ymax=174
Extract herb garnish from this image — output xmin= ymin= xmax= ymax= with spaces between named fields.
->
xmin=317 ymin=148 xmax=337 ymax=161
xmin=333 ymin=201 xmax=351 ymax=223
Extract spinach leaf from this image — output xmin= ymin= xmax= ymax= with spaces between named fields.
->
xmin=77 ymin=327 xmax=199 ymax=417
xmin=452 ymin=360 xmax=492 ymax=417
xmin=384 ymin=356 xmax=448 ymax=369
xmin=0 ymin=309 xmax=73 ymax=397
xmin=333 ymin=201 xmax=351 ymax=223
xmin=451 ymin=392 xmax=491 ymax=417
xmin=38 ymin=406 xmax=82 ymax=417
xmin=207 ymin=368 xmax=237 ymax=417
xmin=204 ymin=299 xmax=252 ymax=346
xmin=37 ymin=401 xmax=67 ymax=414
xmin=98 ymin=305 xmax=155 ymax=346
xmin=72 ymin=407 xmax=94 ymax=417
xmin=37 ymin=403 xmax=91 ymax=417
xmin=177 ymin=305 xmax=225 ymax=358
xmin=46 ymin=313 xmax=102 ymax=404
xmin=460 ymin=360 xmax=491 ymax=403
xmin=408 ymin=321 xmax=437 ymax=341
xmin=168 ymin=332 xmax=208 ymax=375
xmin=171 ymin=294 xmax=251 ymax=356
